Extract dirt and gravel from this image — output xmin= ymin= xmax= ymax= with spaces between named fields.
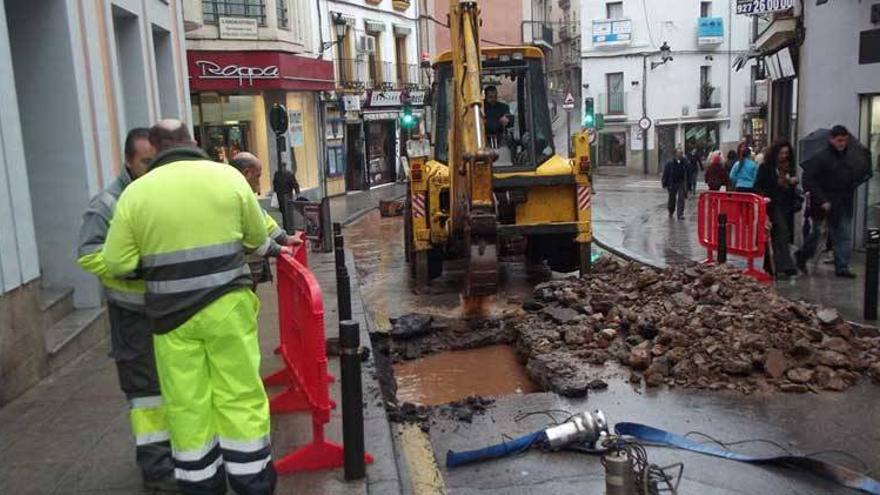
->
xmin=380 ymin=258 xmax=880 ymax=397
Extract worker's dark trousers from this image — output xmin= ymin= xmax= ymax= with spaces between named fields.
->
xmin=667 ymin=183 xmax=686 ymax=218
xmin=108 ymin=303 xmax=175 ymax=484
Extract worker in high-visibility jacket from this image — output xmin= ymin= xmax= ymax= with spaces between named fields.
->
xmin=76 ymin=128 xmax=175 ymax=491
xmin=229 ymin=152 xmax=300 ymax=288
xmin=102 ymin=120 xmax=286 ymax=495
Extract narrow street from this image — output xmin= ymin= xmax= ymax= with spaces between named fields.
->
xmin=343 ymin=200 xmax=880 ymax=495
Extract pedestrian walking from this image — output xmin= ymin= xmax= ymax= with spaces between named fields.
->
xmin=755 ymin=140 xmax=800 ymax=278
xmin=687 ymin=149 xmax=703 ymax=194
xmin=796 ymin=125 xmax=873 ymax=278
xmin=76 ymin=128 xmax=176 ymax=491
xmin=273 ymin=162 xmax=299 ymax=230
xmin=704 ymin=150 xmax=728 ymax=191
xmin=729 ymin=144 xmax=759 ymax=192
xmin=103 ymin=120 xmax=285 ymax=494
xmin=230 ymin=152 xmax=302 ymax=288
xmin=662 ymin=148 xmax=689 ymax=220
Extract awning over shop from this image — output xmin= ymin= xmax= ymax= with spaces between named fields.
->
xmin=365 ymin=19 xmax=386 ymax=33
xmin=187 ymin=50 xmax=334 ymax=92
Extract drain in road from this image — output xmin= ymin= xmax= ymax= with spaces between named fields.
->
xmin=393 ymin=344 xmax=537 ymax=406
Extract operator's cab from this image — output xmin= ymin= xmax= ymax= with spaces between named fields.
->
xmin=432 ymin=47 xmax=556 ymax=171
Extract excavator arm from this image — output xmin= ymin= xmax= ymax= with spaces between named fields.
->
xmin=448 ymin=0 xmax=498 ymax=297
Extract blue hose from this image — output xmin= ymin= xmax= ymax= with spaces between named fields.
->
xmin=446 ymin=430 xmax=547 ymax=468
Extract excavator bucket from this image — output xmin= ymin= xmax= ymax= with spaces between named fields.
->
xmin=466 ymin=241 xmax=498 ymax=297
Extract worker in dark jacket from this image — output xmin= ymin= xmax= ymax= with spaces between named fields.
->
xmin=662 ymin=148 xmax=689 ymax=219
xmin=797 ymin=125 xmax=872 ymax=278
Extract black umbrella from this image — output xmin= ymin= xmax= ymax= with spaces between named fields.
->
xmin=798 ymin=128 xmax=873 ymax=185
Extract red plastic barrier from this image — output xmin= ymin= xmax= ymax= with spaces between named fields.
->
xmin=697 ymin=191 xmax=771 ymax=282
xmin=272 ymin=232 xmax=307 ymax=357
xmin=265 ymin=252 xmax=373 ymax=474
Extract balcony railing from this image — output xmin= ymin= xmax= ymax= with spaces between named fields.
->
xmin=395 ymin=63 xmax=420 ymax=88
xmin=699 ymin=85 xmax=722 ymax=110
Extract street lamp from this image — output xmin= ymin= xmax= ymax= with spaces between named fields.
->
xmin=651 ymin=42 xmax=673 ymax=70
xmin=641 ymin=42 xmax=673 ymax=174
xmin=332 ymin=12 xmax=348 ymax=42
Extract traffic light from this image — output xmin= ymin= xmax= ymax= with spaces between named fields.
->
xmin=399 ymin=102 xmax=418 ymax=130
xmin=582 ymin=97 xmax=595 ymax=129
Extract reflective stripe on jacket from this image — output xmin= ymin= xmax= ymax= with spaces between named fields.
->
xmin=102 ymin=147 xmax=272 ymax=333
xmin=76 ymin=168 xmax=146 ymax=312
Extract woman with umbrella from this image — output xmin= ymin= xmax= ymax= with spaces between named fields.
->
xmin=756 ymin=140 xmax=800 ymax=278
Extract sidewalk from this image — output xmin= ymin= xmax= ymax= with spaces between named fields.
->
xmin=592 ymin=167 xmax=871 ymax=323
xmin=0 ymin=186 xmax=406 ymax=494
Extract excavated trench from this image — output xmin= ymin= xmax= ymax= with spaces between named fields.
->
xmin=350 ymin=211 xmax=880 ymax=428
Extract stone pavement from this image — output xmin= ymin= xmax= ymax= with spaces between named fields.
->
xmin=591 ymin=167 xmax=872 ymax=323
xmin=0 ymin=186 xmax=406 ymax=495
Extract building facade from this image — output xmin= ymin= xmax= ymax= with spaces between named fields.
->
xmin=547 ymin=0 xmax=582 ymax=107
xmin=580 ymin=0 xmax=754 ymax=172
xmin=0 ymin=0 xmax=190 ymax=404
xmin=183 ymin=0 xmax=334 ymax=200
xmin=319 ymin=0 xmax=423 ymax=195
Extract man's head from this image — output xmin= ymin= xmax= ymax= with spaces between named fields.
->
xmin=830 ymin=125 xmax=849 ymax=153
xmin=484 ymin=86 xmax=498 ymax=105
xmin=124 ymin=128 xmax=154 ymax=179
xmin=148 ymin=119 xmax=196 ymax=154
xmin=674 ymin=148 xmax=683 ymax=160
xmin=230 ymin=152 xmax=262 ymax=194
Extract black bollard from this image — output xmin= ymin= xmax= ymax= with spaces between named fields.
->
xmin=333 ymin=222 xmax=342 ymax=238
xmin=340 ymin=320 xmax=366 ymax=481
xmin=865 ymin=228 xmax=880 ymax=321
xmin=335 ymin=232 xmax=352 ymax=322
xmin=717 ymin=213 xmax=728 ymax=264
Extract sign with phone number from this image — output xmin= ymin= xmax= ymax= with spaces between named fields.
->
xmin=736 ymin=0 xmax=794 ymax=15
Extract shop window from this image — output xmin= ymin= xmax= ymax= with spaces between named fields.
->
xmin=327 ymin=146 xmax=345 ymax=177
xmin=192 ymin=92 xmax=261 ymax=164
xmin=203 ymin=0 xmax=266 ymax=26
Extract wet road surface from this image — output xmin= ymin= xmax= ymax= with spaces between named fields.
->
xmin=346 ymin=202 xmax=880 ymax=494
xmin=592 ymin=168 xmax=872 ymax=323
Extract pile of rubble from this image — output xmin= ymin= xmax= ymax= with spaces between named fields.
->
xmin=513 ymin=258 xmax=880 ymax=395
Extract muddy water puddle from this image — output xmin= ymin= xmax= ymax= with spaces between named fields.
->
xmin=393 ymin=345 xmax=537 ymax=406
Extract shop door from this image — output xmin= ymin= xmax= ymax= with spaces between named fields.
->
xmin=683 ymin=122 xmax=719 ymax=164
xmin=657 ymin=125 xmax=677 ymax=171
xmin=346 ymin=124 xmax=367 ymax=191
xmin=366 ymin=121 xmax=397 ymax=186
xmin=598 ymin=131 xmax=626 ymax=166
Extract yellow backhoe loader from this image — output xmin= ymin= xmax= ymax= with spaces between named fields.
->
xmin=404 ymin=0 xmax=593 ymax=298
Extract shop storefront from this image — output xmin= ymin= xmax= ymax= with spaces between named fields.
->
xmin=332 ymin=89 xmax=426 ymax=191
xmin=187 ymin=50 xmax=334 ymax=199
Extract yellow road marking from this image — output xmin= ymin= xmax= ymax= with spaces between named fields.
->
xmin=396 ymin=423 xmax=447 ymax=495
